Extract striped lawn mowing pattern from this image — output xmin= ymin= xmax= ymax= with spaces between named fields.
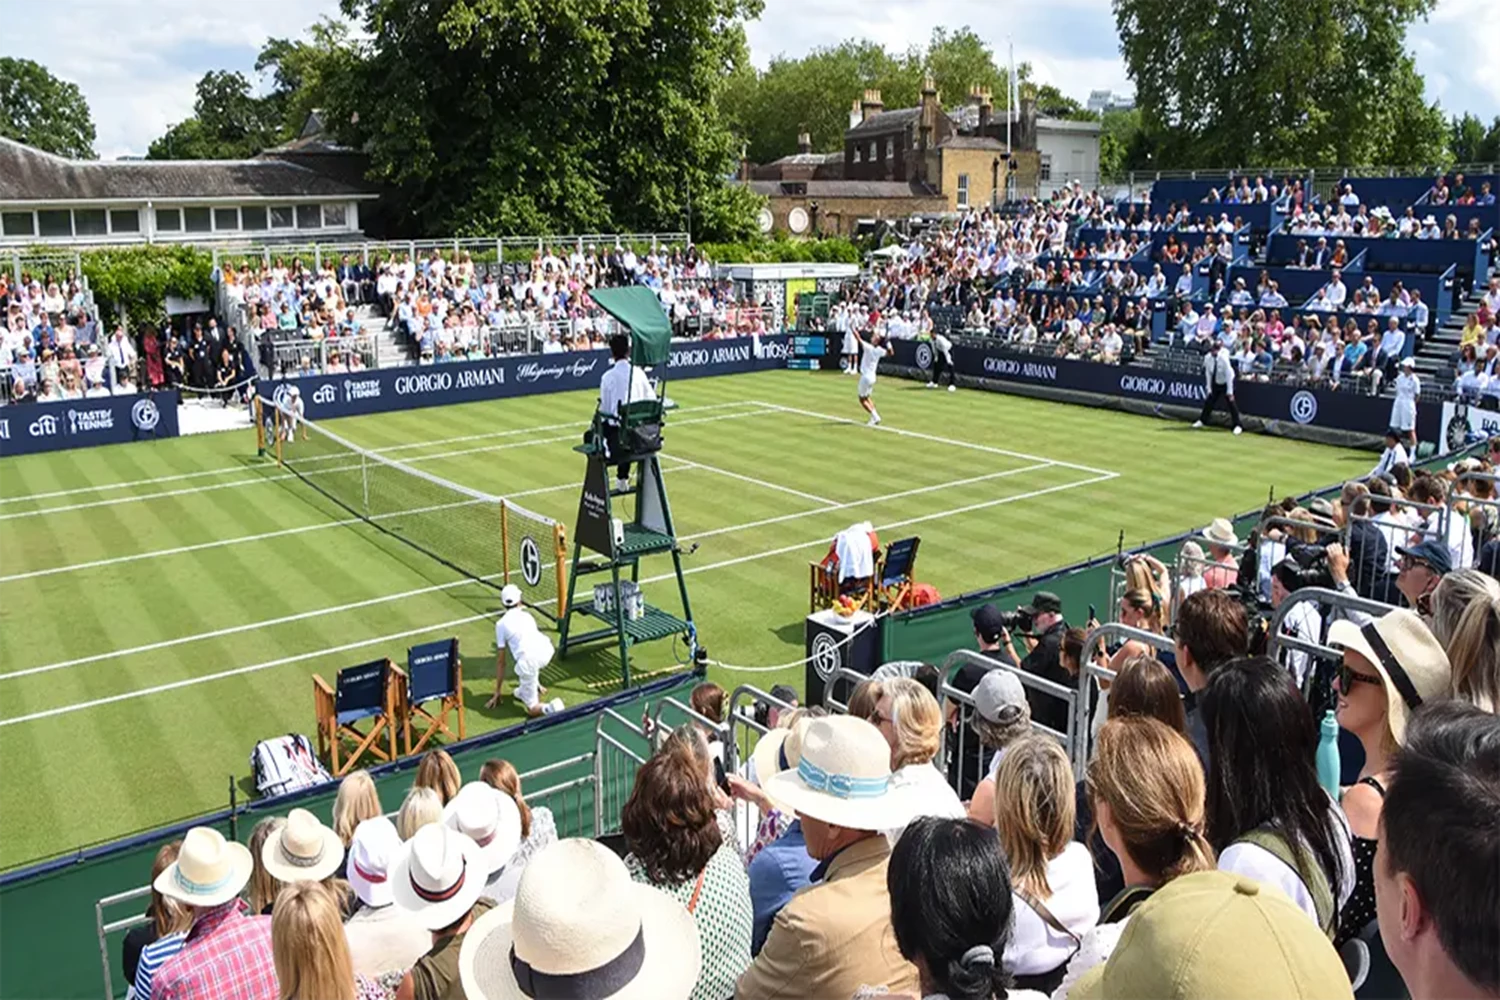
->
xmin=0 ymin=368 xmax=1374 ymax=869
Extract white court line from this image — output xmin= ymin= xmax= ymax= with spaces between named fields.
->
xmin=667 ymin=458 xmax=838 ymax=506
xmin=755 ymin=401 xmax=1119 ymax=477
xmin=0 ymin=408 xmax=774 ymax=521
xmin=0 ymin=469 xmax=1118 ymax=726
xmin=0 ymin=465 xmax=256 ymax=504
xmin=373 ymin=400 xmax=759 ymax=453
xmin=5 ymin=461 xmax=1065 ymax=671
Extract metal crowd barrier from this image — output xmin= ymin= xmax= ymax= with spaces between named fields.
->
xmin=1265 ymin=586 xmax=1401 ymax=666
xmin=725 ymin=684 xmax=798 ymax=778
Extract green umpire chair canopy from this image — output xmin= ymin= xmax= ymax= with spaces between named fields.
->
xmin=589 ymin=286 xmax=672 ymax=366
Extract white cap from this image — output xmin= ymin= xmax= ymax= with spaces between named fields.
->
xmin=500 ymin=584 xmax=523 ymax=608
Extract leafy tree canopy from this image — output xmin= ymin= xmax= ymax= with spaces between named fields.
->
xmin=0 ymin=57 xmax=96 ymax=158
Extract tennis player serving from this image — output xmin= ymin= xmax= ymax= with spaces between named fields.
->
xmin=852 ymin=326 xmax=891 ymax=426
xmin=486 ymin=584 xmax=564 ymax=716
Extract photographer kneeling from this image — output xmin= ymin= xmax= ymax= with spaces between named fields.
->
xmin=998 ymin=592 xmax=1071 ymax=734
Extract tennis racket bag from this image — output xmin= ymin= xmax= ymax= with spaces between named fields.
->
xmin=251 ymin=733 xmax=331 ymax=798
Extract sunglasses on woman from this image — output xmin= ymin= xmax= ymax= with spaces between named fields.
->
xmin=1338 ymin=662 xmax=1382 ymax=691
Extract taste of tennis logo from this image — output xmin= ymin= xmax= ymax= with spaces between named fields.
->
xmin=811 ymin=632 xmax=842 ymax=681
xmin=1289 ymin=391 xmax=1318 ymax=425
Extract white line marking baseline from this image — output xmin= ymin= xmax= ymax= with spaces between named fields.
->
xmin=0 ymin=470 xmax=1117 ymax=725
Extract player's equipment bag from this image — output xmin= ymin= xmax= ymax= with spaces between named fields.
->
xmin=251 ymin=733 xmax=332 ymax=798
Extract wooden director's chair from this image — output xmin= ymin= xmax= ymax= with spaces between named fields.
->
xmin=394 ymin=639 xmax=465 ymax=755
xmin=313 ymin=658 xmax=399 ymax=777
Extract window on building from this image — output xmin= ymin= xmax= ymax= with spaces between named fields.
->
xmin=869 ymin=141 xmax=877 ymax=161
xmin=213 ymin=207 xmax=239 ymax=231
xmin=270 ymin=206 xmax=295 ymax=229
xmin=109 ymin=209 xmax=140 ymax=234
xmin=885 ymin=138 xmax=894 ymax=160
xmin=853 ymin=147 xmax=862 ymax=164
xmin=37 ymin=210 xmax=72 ymax=237
xmin=242 ymin=206 xmax=268 ymax=231
xmin=957 ymin=174 xmax=972 ymax=208
xmin=183 ymin=207 xmax=212 ymax=233
xmin=2 ymin=212 xmax=36 ymax=237
xmin=296 ymin=204 xmax=322 ymax=229
xmin=155 ymin=207 xmax=182 ymax=232
xmin=322 ymin=203 xmax=347 ymax=228
xmin=1040 ymin=154 xmax=1053 ymax=182
xmin=73 ymin=209 xmax=107 ymax=236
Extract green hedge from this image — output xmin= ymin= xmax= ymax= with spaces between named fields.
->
xmin=78 ymin=245 xmax=215 ymax=330
xmin=697 ymin=236 xmax=862 ymax=265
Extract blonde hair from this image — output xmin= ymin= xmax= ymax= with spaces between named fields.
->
xmin=397 ymin=785 xmax=443 ymax=841
xmin=994 ymin=736 xmax=1075 ymax=899
xmin=1121 ymin=587 xmax=1164 ymax=634
xmin=272 ymin=881 xmax=356 ymax=1000
xmin=331 ymin=770 xmax=380 ymax=847
xmin=246 ymin=817 xmax=285 ymax=915
xmin=883 ymin=677 xmax=942 ymax=769
xmin=480 ymin=759 xmax=532 ymax=839
xmin=414 ymin=749 xmax=461 ymax=804
xmin=147 ymin=842 xmax=191 ymax=937
xmin=1430 ymin=569 xmax=1500 ymax=647
xmin=847 ymin=679 xmax=884 ymax=722
xmin=1284 ymin=507 xmax=1321 ymax=544
xmin=1446 ymin=594 xmax=1500 ymax=713
xmin=1086 ymin=717 xmax=1215 ymax=884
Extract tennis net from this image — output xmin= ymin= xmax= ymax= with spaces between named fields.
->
xmin=264 ymin=397 xmax=565 ymax=613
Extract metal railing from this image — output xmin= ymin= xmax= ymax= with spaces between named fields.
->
xmin=267 ymin=335 xmax=376 ymax=377
xmin=1074 ymin=624 xmax=1178 ymax=774
xmin=209 ymin=234 xmax=693 ymax=273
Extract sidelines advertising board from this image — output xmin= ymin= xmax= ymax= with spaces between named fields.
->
xmin=1435 ymin=400 xmax=1500 ymax=455
xmin=888 ymin=339 xmax=1436 ymax=437
xmin=0 ymin=392 xmax=180 ymax=458
xmin=260 ymin=334 xmax=794 ymax=421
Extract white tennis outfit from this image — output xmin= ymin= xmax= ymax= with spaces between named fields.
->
xmin=857 ymin=339 xmax=884 ymax=398
xmin=1390 ymin=371 xmax=1420 ymax=432
xmin=495 ymin=606 xmax=554 ymax=708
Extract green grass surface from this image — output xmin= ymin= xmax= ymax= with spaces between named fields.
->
xmin=0 ymin=369 xmax=1374 ymax=869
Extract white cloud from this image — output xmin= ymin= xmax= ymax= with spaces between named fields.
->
xmin=3 ymin=0 xmax=1493 ymax=159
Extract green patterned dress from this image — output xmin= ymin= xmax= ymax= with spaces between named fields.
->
xmin=626 ymin=838 xmax=753 ymax=1000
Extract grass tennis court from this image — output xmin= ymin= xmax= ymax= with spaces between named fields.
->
xmin=0 ymin=369 xmax=1374 ymax=869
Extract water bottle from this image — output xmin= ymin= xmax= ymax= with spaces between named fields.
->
xmin=1316 ymin=709 xmax=1341 ymax=800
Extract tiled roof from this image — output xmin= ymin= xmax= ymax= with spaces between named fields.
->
xmin=846 ymin=107 xmax=922 ymax=135
xmin=0 ymin=137 xmax=376 ymax=202
xmin=746 ymin=179 xmax=942 ymax=200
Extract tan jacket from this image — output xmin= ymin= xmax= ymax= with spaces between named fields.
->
xmin=736 ymin=835 xmax=918 ymax=1000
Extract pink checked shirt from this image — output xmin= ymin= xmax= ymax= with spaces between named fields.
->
xmin=152 ymin=900 xmax=277 ymax=1000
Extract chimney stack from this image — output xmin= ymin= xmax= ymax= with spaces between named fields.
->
xmin=797 ymin=131 xmax=812 ymax=155
xmin=978 ymin=87 xmax=993 ymax=134
xmin=849 ymin=99 xmax=862 ymax=130
xmin=918 ymin=75 xmax=938 ymax=157
xmin=860 ymin=89 xmax=884 ymax=123
xmin=738 ymin=141 xmax=750 ymax=182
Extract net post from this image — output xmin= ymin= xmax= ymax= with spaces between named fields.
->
xmin=554 ymin=523 xmax=568 ymax=616
xmin=501 ymin=502 xmax=512 ymax=587
xmin=274 ymin=406 xmax=284 ymax=466
xmin=253 ymin=396 xmax=266 ymax=457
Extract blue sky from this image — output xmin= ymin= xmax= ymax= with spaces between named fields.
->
xmin=2 ymin=0 xmax=1494 ymax=159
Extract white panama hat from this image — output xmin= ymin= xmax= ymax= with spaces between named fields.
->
xmin=761 ymin=715 xmax=917 ymax=831
xmin=154 ymin=826 xmax=254 ymax=908
xmin=261 ymin=807 xmax=345 ymax=884
xmin=391 ymin=822 xmax=488 ymax=931
xmin=347 ymin=815 xmax=403 ymax=908
xmin=459 ymin=838 xmax=701 ymax=1000
xmin=444 ymin=782 xmax=522 ymax=878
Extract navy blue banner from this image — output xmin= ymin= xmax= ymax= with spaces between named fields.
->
xmin=887 ymin=339 xmax=1438 ymax=437
xmin=260 ymin=334 xmax=793 ymax=421
xmin=0 ymin=391 xmax=180 ymax=458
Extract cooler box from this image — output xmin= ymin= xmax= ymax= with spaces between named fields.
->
xmin=804 ymin=609 xmax=881 ymax=707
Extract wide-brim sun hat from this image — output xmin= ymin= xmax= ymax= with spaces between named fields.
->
xmin=1327 ymin=609 xmax=1451 ymax=744
xmin=459 ymin=838 xmax=701 ymax=1000
xmin=155 ymin=826 xmax=254 ymax=908
xmin=262 ymin=807 xmax=345 ymax=884
xmin=1200 ymin=517 xmax=1239 ymax=546
xmin=347 ymin=816 xmax=403 ymax=908
xmin=444 ymin=782 xmax=522 ymax=877
xmin=391 ymin=822 xmax=488 ymax=931
xmin=762 ymin=715 xmax=916 ymax=831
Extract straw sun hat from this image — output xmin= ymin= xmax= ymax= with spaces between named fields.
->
xmin=761 ymin=715 xmax=916 ymax=832
xmin=261 ymin=807 xmax=345 ymax=884
xmin=154 ymin=826 xmax=254 ymax=908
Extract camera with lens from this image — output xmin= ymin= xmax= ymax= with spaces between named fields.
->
xmin=998 ymin=608 xmax=1035 ymax=634
xmin=1275 ymin=542 xmax=1336 ymax=593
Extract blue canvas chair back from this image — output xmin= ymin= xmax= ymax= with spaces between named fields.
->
xmin=882 ymin=537 xmax=920 ymax=585
xmin=408 ymin=639 xmax=457 ymax=704
xmin=335 ymin=659 xmax=388 ymax=726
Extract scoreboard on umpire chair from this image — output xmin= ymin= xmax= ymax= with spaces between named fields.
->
xmin=804 ymin=608 xmax=881 ymax=707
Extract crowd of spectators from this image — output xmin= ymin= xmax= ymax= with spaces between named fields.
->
xmin=0 ymin=269 xmax=115 ymax=404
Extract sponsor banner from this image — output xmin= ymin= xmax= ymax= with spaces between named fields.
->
xmin=261 ymin=335 xmax=793 ymax=421
xmin=887 ymin=339 xmax=1435 ymax=437
xmin=1436 ymin=400 xmax=1500 ymax=455
xmin=0 ymin=391 xmax=180 ymax=458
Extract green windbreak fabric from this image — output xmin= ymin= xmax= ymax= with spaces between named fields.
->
xmin=589 ymin=287 xmax=672 ymax=364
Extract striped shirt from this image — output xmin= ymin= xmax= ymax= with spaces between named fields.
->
xmin=135 ymin=931 xmax=186 ymax=1000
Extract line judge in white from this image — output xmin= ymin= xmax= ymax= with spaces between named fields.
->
xmin=1193 ymin=341 xmax=1243 ymax=435
xmin=1389 ymin=356 xmax=1421 ymax=453
xmin=598 ymin=332 xmax=657 ymax=492
xmin=486 ymin=584 xmax=563 ymax=716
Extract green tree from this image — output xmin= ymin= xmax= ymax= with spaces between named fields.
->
xmin=1449 ymin=112 xmax=1500 ymax=164
xmin=340 ymin=0 xmax=762 ymax=240
xmin=1114 ymin=0 xmax=1446 ymax=167
xmin=147 ymin=70 xmax=280 ymax=159
xmin=0 ymin=57 xmax=95 ymax=158
xmin=254 ymin=17 xmax=363 ymax=140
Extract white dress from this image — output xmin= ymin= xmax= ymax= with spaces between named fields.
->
xmin=1390 ymin=372 xmax=1420 ymax=431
